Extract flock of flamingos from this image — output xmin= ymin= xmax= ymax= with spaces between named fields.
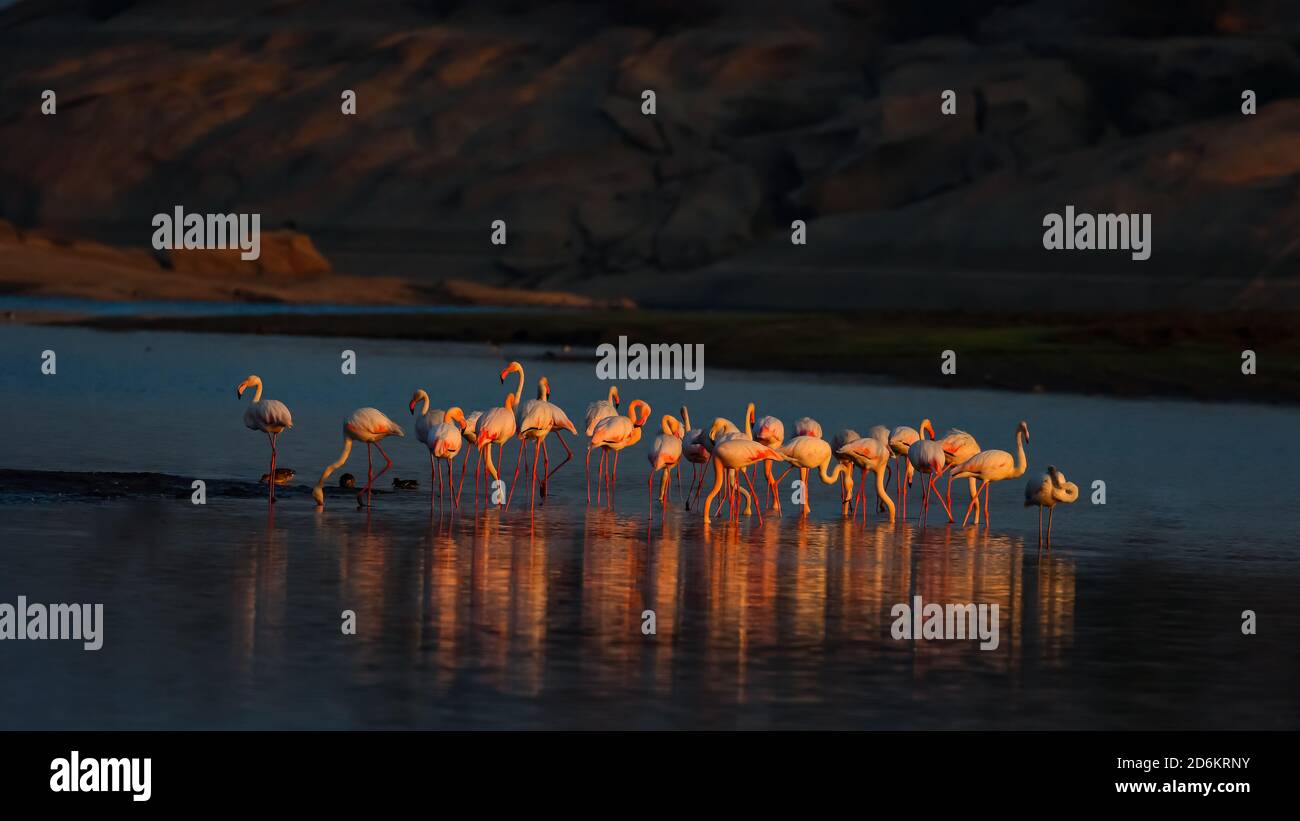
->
xmin=236 ymin=360 xmax=1080 ymax=544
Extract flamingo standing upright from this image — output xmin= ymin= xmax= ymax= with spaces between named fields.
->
xmin=753 ymin=413 xmax=785 ymax=512
xmin=835 ymin=435 xmax=896 ymax=523
xmin=587 ymin=399 xmax=651 ymax=506
xmin=312 ymin=408 xmax=404 ymax=508
xmin=514 ymin=376 xmax=578 ymax=510
xmin=777 ymin=434 xmax=853 ymax=515
xmin=702 ymin=433 xmax=785 ymax=525
xmin=690 ymin=403 xmax=752 ymax=514
xmin=951 ymin=421 xmax=1030 ymax=528
xmin=426 ymin=407 xmax=467 ymax=509
xmin=940 ymin=428 xmax=982 ymax=523
xmin=646 ymin=414 xmax=685 ymax=510
xmin=475 ymin=392 xmax=519 ymax=509
xmin=907 ymin=427 xmax=954 ymax=524
xmin=889 ymin=418 xmax=934 ymax=519
xmin=409 ymin=388 xmax=445 ymax=496
xmin=584 ymin=385 xmax=620 ymax=503
xmin=237 ymin=375 xmax=293 ymax=504
xmin=408 ymin=388 xmax=444 ymax=444
xmin=1025 ymin=465 xmax=1079 ymax=547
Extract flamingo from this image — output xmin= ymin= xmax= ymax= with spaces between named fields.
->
xmin=690 ymin=403 xmax=752 ymax=514
xmin=475 ymin=392 xmax=519 ymax=509
xmin=426 ymin=407 xmax=467 ymax=509
xmin=1025 ymin=465 xmax=1079 ymax=547
xmin=753 ymin=413 xmax=785 ymax=512
xmin=409 ymin=388 xmax=446 ymax=496
xmin=889 ymin=419 xmax=934 ymax=519
xmin=907 ymin=427 xmax=954 ymax=524
xmin=680 ymin=405 xmax=710 ymax=509
xmin=951 ymin=421 xmax=1030 ymax=528
xmin=408 ymin=388 xmax=444 ymax=444
xmin=312 ymin=408 xmax=404 ymax=508
xmin=835 ymin=434 xmax=896 ymax=523
xmin=584 ymin=385 xmax=621 ymax=502
xmin=776 ymin=434 xmax=853 ymax=515
xmin=940 ymin=428 xmax=982 ymax=523
xmin=702 ymin=432 xmax=785 ymax=525
xmin=236 ymin=375 xmax=293 ymax=504
xmin=646 ymin=414 xmax=685 ymax=510
xmin=587 ymin=399 xmax=651 ymax=506
xmin=514 ymin=375 xmax=578 ymax=510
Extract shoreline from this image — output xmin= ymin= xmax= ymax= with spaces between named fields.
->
xmin=24 ymin=308 xmax=1300 ymax=406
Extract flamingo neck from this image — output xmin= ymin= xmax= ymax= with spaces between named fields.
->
xmin=418 ymin=393 xmax=430 ymax=416
xmin=250 ymin=380 xmax=263 ymax=403
xmin=510 ymin=368 xmax=525 ymax=407
xmin=1013 ymin=431 xmax=1028 ymax=477
xmin=314 ymin=437 xmax=353 ymax=496
xmin=875 ymin=464 xmax=895 ymax=520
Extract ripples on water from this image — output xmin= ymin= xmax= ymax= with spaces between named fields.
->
xmin=0 ymin=324 xmax=1297 ymax=729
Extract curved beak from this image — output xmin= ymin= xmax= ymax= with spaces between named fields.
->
xmin=409 ymin=399 xmax=416 ymax=415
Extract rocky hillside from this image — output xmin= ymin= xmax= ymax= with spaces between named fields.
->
xmin=2 ymin=0 xmax=1299 ymax=309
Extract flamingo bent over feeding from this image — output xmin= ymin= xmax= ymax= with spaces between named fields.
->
xmin=237 ymin=375 xmax=293 ymax=504
xmin=702 ymin=433 xmax=784 ymax=525
xmin=777 ymin=434 xmax=853 ymax=515
xmin=647 ymin=414 xmax=685 ymax=510
xmin=312 ymin=407 xmax=405 ymax=508
xmin=836 ymin=434 xmax=896 ymax=523
xmin=587 ymin=399 xmax=651 ymax=506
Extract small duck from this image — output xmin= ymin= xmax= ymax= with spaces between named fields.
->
xmin=392 ymin=478 xmax=419 ymax=490
xmin=259 ymin=468 xmax=295 ymax=486
xmin=338 ymin=473 xmax=356 ymax=489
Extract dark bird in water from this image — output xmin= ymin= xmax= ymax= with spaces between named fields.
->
xmin=392 ymin=478 xmax=419 ymax=490
xmin=338 ymin=473 xmax=356 ymax=489
xmin=259 ymin=468 xmax=295 ymax=485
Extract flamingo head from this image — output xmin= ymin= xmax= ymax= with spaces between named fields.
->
xmin=236 ymin=375 xmax=260 ymax=399
xmin=629 ymin=399 xmax=651 ymax=427
xmin=610 ymin=385 xmax=620 ymax=409
xmin=409 ymin=388 xmax=428 ymax=415
xmin=537 ymin=376 xmax=550 ymax=400
xmin=446 ymin=406 xmax=466 ymax=430
xmin=500 ymin=360 xmax=523 ymax=383
xmin=920 ymin=418 xmax=935 ymax=440
xmin=1018 ymin=420 xmax=1030 ymax=443
xmin=662 ymin=414 xmax=683 ymax=437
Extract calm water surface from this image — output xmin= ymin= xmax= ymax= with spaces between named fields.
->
xmin=0 ymin=324 xmax=1297 ymax=729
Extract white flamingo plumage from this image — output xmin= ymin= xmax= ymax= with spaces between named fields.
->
xmin=907 ymin=426 xmax=953 ymax=524
xmin=940 ymin=427 xmax=982 ymax=523
xmin=889 ymin=418 xmax=933 ymax=519
xmin=753 ymin=413 xmax=785 ymax=512
xmin=237 ymin=375 xmax=293 ymax=504
xmin=951 ymin=420 xmax=1030 ymax=528
xmin=792 ymin=416 xmax=822 ymax=438
xmin=312 ymin=407 xmax=404 ymax=508
xmin=408 ymin=388 xmax=444 ymax=444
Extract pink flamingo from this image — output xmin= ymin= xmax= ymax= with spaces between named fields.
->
xmin=680 ymin=405 xmax=710 ymax=510
xmin=426 ymin=407 xmax=467 ymax=509
xmin=312 ymin=408 xmax=404 ymax=508
xmin=776 ymin=434 xmax=854 ymax=515
xmin=889 ymin=418 xmax=934 ymax=519
xmin=940 ymin=428 xmax=982 ymax=524
xmin=835 ymin=434 xmax=896 ymax=523
xmin=646 ymin=414 xmax=685 ymax=510
xmin=584 ymin=385 xmax=620 ymax=502
xmin=951 ymin=421 xmax=1030 ymax=528
xmin=702 ymin=432 xmax=784 ymax=525
xmin=753 ymin=413 xmax=785 ymax=512
xmin=587 ymin=399 xmax=651 ymax=506
xmin=237 ymin=375 xmax=293 ymax=504
xmin=514 ymin=375 xmax=578 ymax=510
xmin=907 ymin=431 xmax=953 ymax=524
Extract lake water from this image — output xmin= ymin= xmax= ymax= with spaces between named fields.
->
xmin=0 ymin=322 xmax=1297 ymax=729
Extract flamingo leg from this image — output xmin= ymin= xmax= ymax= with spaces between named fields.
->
xmin=931 ymin=474 xmax=954 ymax=521
xmin=962 ymin=480 xmax=987 ymax=526
xmin=545 ymin=433 xmax=573 ymax=486
xmin=1047 ymin=506 xmax=1054 ymax=547
xmin=610 ymin=450 xmax=620 ymax=507
xmin=267 ymin=432 xmax=277 ymax=505
xmin=505 ymin=438 xmax=525 ymax=511
xmin=358 ymin=442 xmax=374 ymax=507
xmin=742 ymin=468 xmax=763 ymax=524
xmin=529 ymin=439 xmax=542 ymax=511
xmin=1037 ymin=505 xmax=1044 ymax=548
xmin=984 ymin=480 xmax=992 ymax=528
xmin=801 ymin=467 xmax=810 ymax=514
xmin=540 ymin=439 xmax=550 ymax=502
xmin=585 ymin=446 xmax=593 ymax=504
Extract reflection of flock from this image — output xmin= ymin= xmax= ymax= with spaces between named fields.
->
xmin=235 ymin=363 xmax=1078 ymax=545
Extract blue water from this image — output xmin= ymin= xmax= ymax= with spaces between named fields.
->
xmin=0 ymin=323 xmax=1296 ymax=729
